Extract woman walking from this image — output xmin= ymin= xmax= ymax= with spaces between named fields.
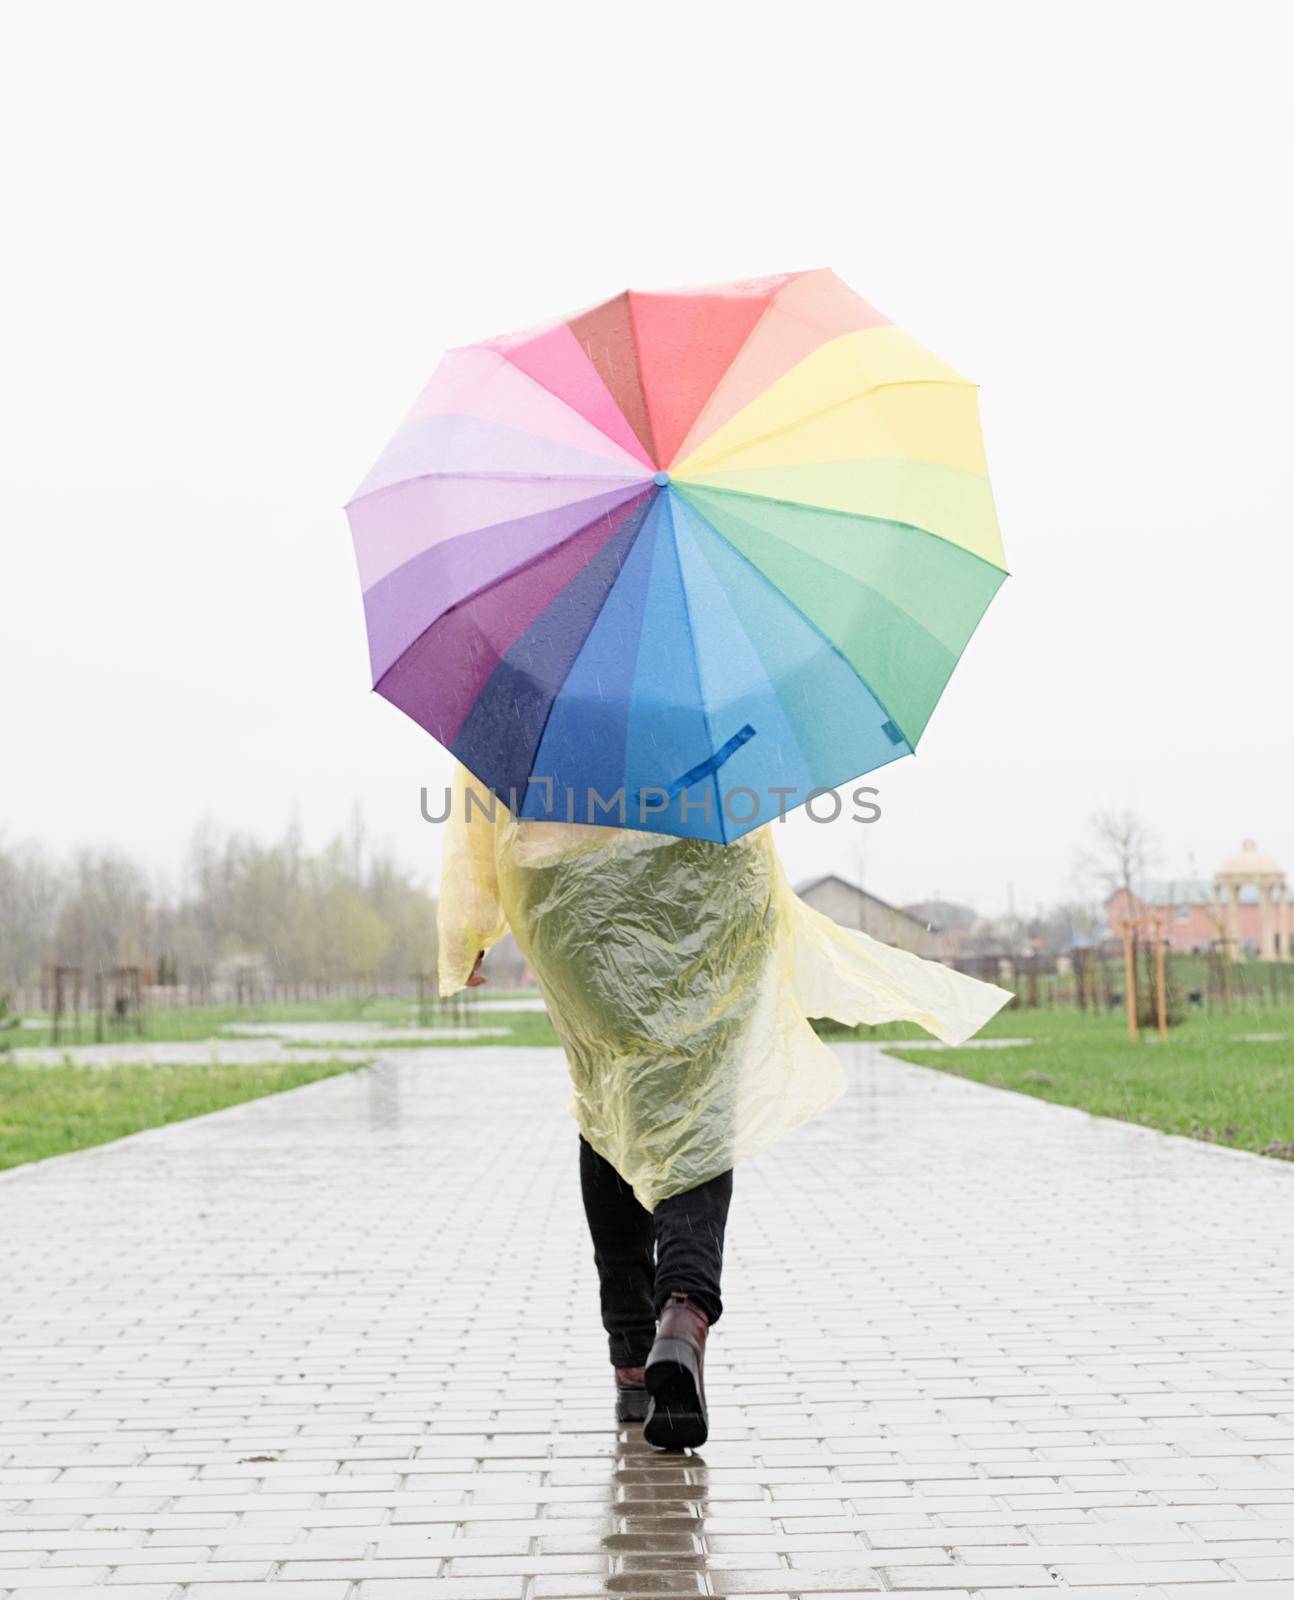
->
xmin=438 ymin=762 xmax=1008 ymax=1450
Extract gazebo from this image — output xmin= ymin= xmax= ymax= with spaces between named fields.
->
xmin=1214 ymin=840 xmax=1289 ymax=962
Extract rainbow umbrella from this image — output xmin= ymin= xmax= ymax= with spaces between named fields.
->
xmin=347 ymin=269 xmax=1006 ymax=842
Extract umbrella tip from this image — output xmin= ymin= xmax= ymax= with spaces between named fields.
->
xmin=653 ymin=471 xmax=670 ymax=487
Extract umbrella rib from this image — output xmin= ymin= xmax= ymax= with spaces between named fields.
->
xmin=347 ymin=468 xmax=650 ymax=512
xmin=678 ymin=480 xmax=1010 ymax=580
xmin=678 ymin=485 xmax=1007 ymax=747
xmin=371 ymin=486 xmax=655 ymax=696
xmin=665 ymin=271 xmax=811 ymax=470
xmin=681 ymin=490 xmax=997 ymax=665
xmin=674 ymin=488 xmax=916 ymax=756
xmin=623 ymin=291 xmax=662 ymax=468
xmin=513 ymin=494 xmax=660 ymax=821
xmin=478 ymin=341 xmax=657 ymax=472
xmin=675 ymin=376 xmax=979 ymax=478
xmin=669 ymin=503 xmax=820 ymax=818
xmin=661 ymin=492 xmax=724 ymax=839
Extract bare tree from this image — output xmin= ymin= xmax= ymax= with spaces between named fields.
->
xmin=348 ymin=801 xmax=367 ymax=888
xmin=0 ymin=821 xmax=439 ymax=992
xmin=1026 ymin=898 xmax=1111 ymax=957
xmin=0 ymin=839 xmax=64 ymax=988
xmin=1077 ymin=807 xmax=1158 ymax=902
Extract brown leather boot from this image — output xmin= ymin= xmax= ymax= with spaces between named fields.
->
xmin=643 ymin=1292 xmax=709 ymax=1450
xmin=614 ymin=1365 xmax=648 ymax=1423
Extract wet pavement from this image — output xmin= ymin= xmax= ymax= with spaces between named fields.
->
xmin=221 ymin=1023 xmax=509 ymax=1045
xmin=2 ymin=1043 xmax=1294 ymax=1598
xmin=9 ymin=1025 xmax=503 ymax=1068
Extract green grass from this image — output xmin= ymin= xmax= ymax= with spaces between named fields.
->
xmin=6 ymin=992 xmax=543 ymax=1050
xmin=817 ymin=997 xmax=1294 ymax=1045
xmin=0 ymin=1057 xmax=367 ymax=1171
xmin=884 ymin=1012 xmax=1294 ymax=1160
xmin=814 ymin=1005 xmax=1119 ymax=1045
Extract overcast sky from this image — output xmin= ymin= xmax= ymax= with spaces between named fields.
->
xmin=3 ymin=1 xmax=1291 ymax=919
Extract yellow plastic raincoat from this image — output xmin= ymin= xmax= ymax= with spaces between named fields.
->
xmin=438 ymin=762 xmax=1010 ymax=1210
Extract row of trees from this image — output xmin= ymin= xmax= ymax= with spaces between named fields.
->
xmin=0 ymin=819 xmax=437 ymax=991
xmin=0 ymin=803 xmax=1167 ymax=992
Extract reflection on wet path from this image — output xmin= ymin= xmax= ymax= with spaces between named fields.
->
xmin=603 ymin=1428 xmax=710 ymax=1591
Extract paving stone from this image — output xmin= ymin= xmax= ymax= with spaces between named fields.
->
xmin=4 ymin=1589 xmax=179 ymax=1600
xmin=2 ymin=1042 xmax=1294 ymax=1597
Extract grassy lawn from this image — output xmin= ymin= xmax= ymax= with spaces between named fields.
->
xmin=818 ymin=997 xmax=1294 ymax=1044
xmin=882 ymin=1005 xmax=1294 ymax=1160
xmin=6 ymin=992 xmax=544 ymax=1050
xmin=0 ymin=1057 xmax=366 ymax=1171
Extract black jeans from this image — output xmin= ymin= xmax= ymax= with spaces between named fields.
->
xmin=578 ymin=1135 xmax=733 ymax=1367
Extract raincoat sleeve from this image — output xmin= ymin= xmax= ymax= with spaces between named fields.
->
xmin=778 ymin=846 xmax=1012 ymax=1044
xmin=436 ymin=763 xmax=510 ymax=997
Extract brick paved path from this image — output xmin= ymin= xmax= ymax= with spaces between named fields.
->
xmin=3 ymin=1044 xmax=1294 ymax=1599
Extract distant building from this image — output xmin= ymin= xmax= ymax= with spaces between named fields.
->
xmin=902 ymin=899 xmax=977 ymax=959
xmin=1105 ymin=880 xmax=1221 ymax=954
xmin=903 ymin=899 xmax=976 ymax=932
xmin=1104 ymin=841 xmax=1291 ymax=961
xmin=796 ymin=875 xmax=941 ymax=958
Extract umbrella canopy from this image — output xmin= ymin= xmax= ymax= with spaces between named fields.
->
xmin=347 ymin=269 xmax=1007 ymax=842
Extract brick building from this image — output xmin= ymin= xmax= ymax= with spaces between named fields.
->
xmin=1104 ymin=841 xmax=1291 ymax=960
xmin=1105 ymin=880 xmax=1223 ymax=954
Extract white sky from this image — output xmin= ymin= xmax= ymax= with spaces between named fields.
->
xmin=2 ymin=1 xmax=1291 ymax=919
